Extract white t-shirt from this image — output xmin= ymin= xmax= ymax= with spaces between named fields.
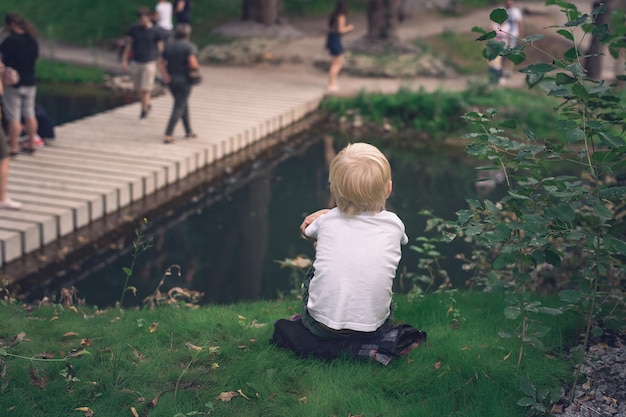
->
xmin=304 ymin=208 xmax=408 ymax=332
xmin=156 ymin=1 xmax=174 ymax=30
xmin=505 ymin=6 xmax=522 ymax=37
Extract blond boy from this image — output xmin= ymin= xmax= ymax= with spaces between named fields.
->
xmin=299 ymin=142 xmax=408 ymax=338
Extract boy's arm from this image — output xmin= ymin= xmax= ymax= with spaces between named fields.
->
xmin=300 ymin=209 xmax=330 ymax=239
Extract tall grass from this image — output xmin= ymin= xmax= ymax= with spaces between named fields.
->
xmin=0 ymin=292 xmax=579 ymax=417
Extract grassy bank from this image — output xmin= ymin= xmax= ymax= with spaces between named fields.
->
xmin=1 ymin=292 xmax=579 ymax=417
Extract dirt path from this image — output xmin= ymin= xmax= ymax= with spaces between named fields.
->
xmin=39 ymin=0 xmax=616 ymax=96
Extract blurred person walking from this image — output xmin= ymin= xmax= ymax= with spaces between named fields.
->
xmin=122 ymin=7 xmax=165 ymax=119
xmin=0 ymin=13 xmax=39 ymax=156
xmin=0 ymin=63 xmax=21 ymax=209
xmin=175 ymin=0 xmax=192 ymax=24
xmin=155 ymin=0 xmax=174 ymax=31
xmin=159 ymin=23 xmax=199 ymax=144
xmin=325 ymin=1 xmax=354 ymax=92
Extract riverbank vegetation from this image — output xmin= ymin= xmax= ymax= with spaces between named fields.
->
xmin=36 ymin=59 xmax=107 ymax=84
xmin=0 ymin=290 xmax=579 ymax=417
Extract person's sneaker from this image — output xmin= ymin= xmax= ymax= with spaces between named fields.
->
xmin=0 ymin=198 xmax=22 ymax=210
xmin=33 ymin=135 xmax=45 ymax=148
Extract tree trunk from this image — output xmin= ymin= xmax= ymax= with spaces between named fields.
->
xmin=585 ymin=0 xmax=612 ymax=79
xmin=242 ymin=0 xmax=284 ymax=25
xmin=367 ymin=0 xmax=402 ymax=41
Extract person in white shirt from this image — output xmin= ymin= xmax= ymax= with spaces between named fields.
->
xmin=155 ymin=0 xmax=173 ymax=31
xmin=299 ymin=142 xmax=408 ymax=338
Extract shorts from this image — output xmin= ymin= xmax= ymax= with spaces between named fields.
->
xmin=130 ymin=61 xmax=157 ymax=92
xmin=0 ymin=115 xmax=7 ymax=159
xmin=326 ymin=33 xmax=344 ymax=57
xmin=2 ymin=85 xmax=37 ymax=121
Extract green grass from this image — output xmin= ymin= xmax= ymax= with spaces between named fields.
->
xmin=420 ymin=31 xmax=487 ymax=75
xmin=321 ymin=87 xmax=565 ymax=141
xmin=0 ymin=292 xmax=580 ymax=417
xmin=36 ymin=59 xmax=107 ymax=84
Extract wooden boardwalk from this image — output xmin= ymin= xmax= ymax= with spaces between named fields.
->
xmin=1 ymin=66 xmax=324 ymax=267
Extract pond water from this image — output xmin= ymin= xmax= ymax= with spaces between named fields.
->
xmin=32 ymin=85 xmax=506 ymax=307
xmin=46 ymin=136 xmax=504 ymax=307
xmin=37 ymin=82 xmax=134 ymax=126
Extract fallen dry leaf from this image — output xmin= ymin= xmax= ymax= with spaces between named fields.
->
xmin=550 ymin=403 xmax=564 ymax=414
xmin=582 ymin=379 xmax=591 ymax=390
xmin=447 ymin=305 xmax=454 ymax=315
xmin=28 ymin=366 xmax=48 ymax=389
xmin=249 ymin=320 xmax=267 ymax=328
xmin=7 ymin=332 xmax=26 ymax=348
xmin=64 ymin=332 xmax=79 ymax=338
xmin=461 ymin=344 xmax=470 ymax=351
xmin=208 ymin=346 xmax=220 ymax=353
xmin=237 ymin=389 xmax=251 ymax=400
xmin=503 ymin=351 xmax=512 ymax=361
xmin=298 ymin=396 xmax=308 ymax=404
xmin=75 ymin=407 xmax=94 ymax=417
xmin=149 ymin=322 xmax=158 ymax=333
xmin=69 ymin=306 xmax=79 ymax=313
xmin=185 ymin=342 xmax=202 ymax=351
xmin=50 ymin=312 xmax=59 ymax=321
xmin=217 ymin=391 xmax=238 ymax=402
xmin=238 ymin=315 xmax=246 ymax=320
xmin=434 ymin=361 xmax=442 ymax=370
xmin=80 ymin=338 xmax=93 ymax=347
xmin=130 ymin=406 xmax=139 ymax=417
xmin=147 ymin=394 xmax=159 ymax=408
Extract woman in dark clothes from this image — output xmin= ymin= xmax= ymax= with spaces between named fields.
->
xmin=326 ymin=1 xmax=354 ymax=92
xmin=159 ymin=23 xmax=199 ymax=144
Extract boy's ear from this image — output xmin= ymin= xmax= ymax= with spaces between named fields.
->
xmin=387 ymin=180 xmax=393 ymax=197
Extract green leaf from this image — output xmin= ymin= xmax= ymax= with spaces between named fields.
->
xmin=572 ymin=83 xmax=590 ymax=102
xmin=490 ymin=8 xmax=508 ymax=25
xmin=565 ymin=128 xmax=585 ymax=143
xmin=522 ymin=34 xmax=544 ymax=43
xmin=494 ymin=252 xmax=516 ymax=270
xmin=476 ymin=31 xmax=497 ymax=41
xmin=600 ymin=187 xmax=626 ymax=202
xmin=555 ymin=72 xmax=576 ymax=85
xmin=589 ymin=197 xmax=613 ymax=220
xmin=537 ymin=306 xmax=563 ymax=315
xmin=499 ymin=329 xmax=514 ymax=338
xmin=517 ymin=397 xmax=535 ymax=407
xmin=508 ymin=190 xmax=531 ymax=200
xmin=504 ymin=306 xmax=522 ymax=320
xmin=591 ymin=326 xmax=603 ymax=337
xmin=520 ymin=376 xmax=537 ymax=397
xmin=556 ymin=29 xmax=575 ymax=41
xmin=544 ymin=249 xmax=562 ymax=267
xmin=564 ymin=47 xmax=581 ymax=61
xmin=519 ymin=63 xmax=555 ymax=74
xmin=499 ymin=119 xmax=517 ymax=129
xmin=123 ymin=267 xmax=133 ymax=277
xmin=559 ymin=289 xmax=581 ymax=303
xmin=0 ymin=348 xmax=7 ymax=356
xmin=597 ymin=132 xmax=625 ymax=147
xmin=565 ymin=14 xmax=590 ymax=27
xmin=484 ymin=39 xmax=506 ymax=60
xmin=525 ymin=73 xmax=544 ymax=88
xmin=604 ymin=236 xmax=626 ymax=254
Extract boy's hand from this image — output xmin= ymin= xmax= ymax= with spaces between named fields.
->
xmin=300 ymin=209 xmax=330 ymax=238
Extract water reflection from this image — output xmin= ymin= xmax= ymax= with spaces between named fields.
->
xmin=49 ymin=134 xmax=505 ymax=307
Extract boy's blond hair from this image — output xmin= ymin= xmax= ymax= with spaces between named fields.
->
xmin=329 ymin=142 xmax=391 ymax=216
